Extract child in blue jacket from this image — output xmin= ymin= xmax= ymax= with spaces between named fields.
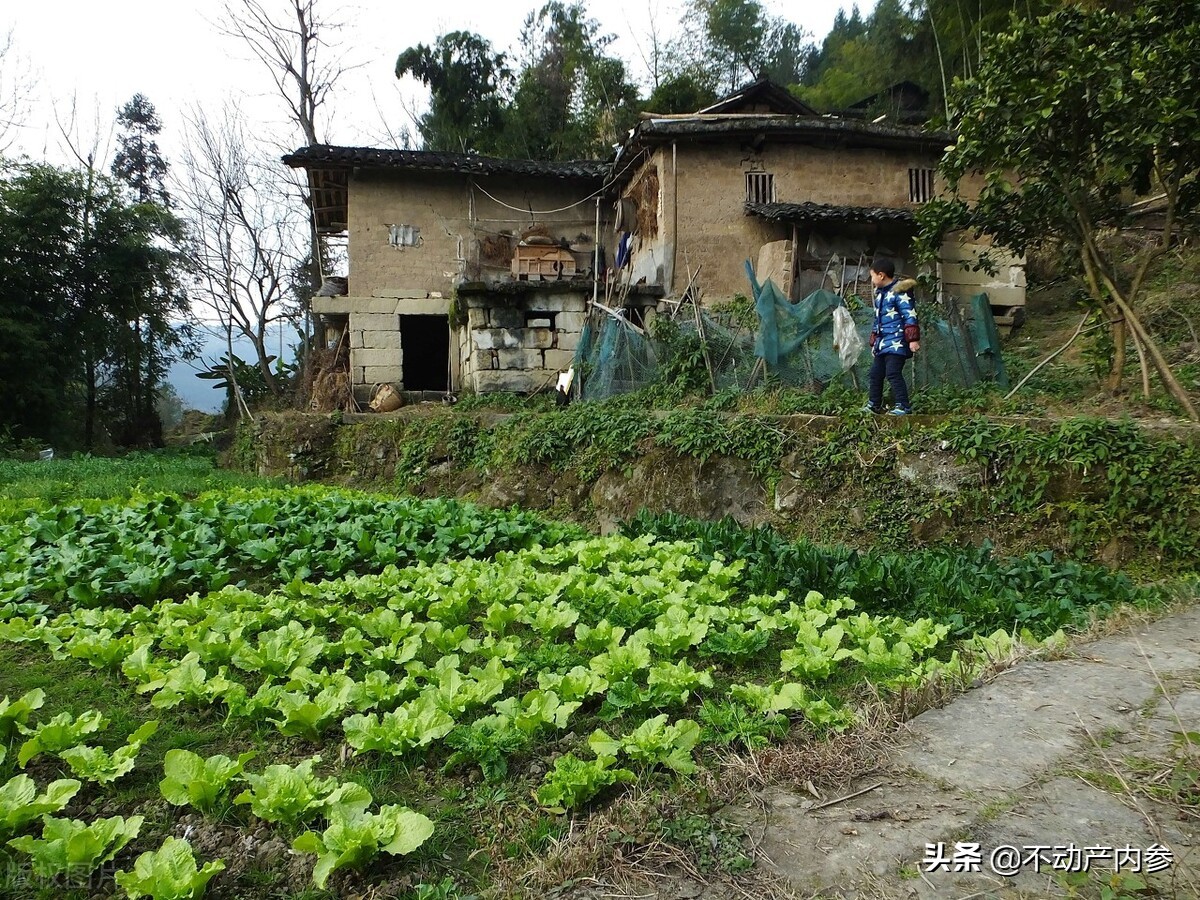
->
xmin=865 ymin=257 xmax=921 ymax=415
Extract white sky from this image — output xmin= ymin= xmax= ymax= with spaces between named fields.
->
xmin=4 ymin=0 xmax=873 ymax=166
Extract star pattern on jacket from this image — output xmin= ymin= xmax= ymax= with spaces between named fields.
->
xmin=872 ymin=280 xmax=919 ymax=357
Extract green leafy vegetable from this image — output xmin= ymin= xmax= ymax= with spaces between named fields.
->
xmin=159 ymin=750 xmax=256 ymax=813
xmin=59 ymin=721 xmax=159 ymax=784
xmin=8 ymin=814 xmax=143 ymax=879
xmin=114 ymin=836 xmax=225 ymax=900
xmin=0 ymin=689 xmax=45 ymax=741
xmin=234 ymin=757 xmax=370 ymax=828
xmin=292 ymin=805 xmax=434 ymax=888
xmin=17 ymin=710 xmax=106 ymax=767
xmin=535 ymin=754 xmax=634 ymax=813
xmin=0 ymin=775 xmax=81 ymax=835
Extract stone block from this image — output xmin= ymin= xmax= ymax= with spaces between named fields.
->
xmin=472 ymin=350 xmax=498 ymax=371
xmin=395 ymin=297 xmax=451 ymax=315
xmin=362 ymin=365 xmax=403 ymax=385
xmin=473 ymin=369 xmax=541 ymax=393
xmin=350 ymin=330 xmax=364 ymax=349
xmin=497 ymin=348 xmax=544 ymax=370
xmin=345 ymin=298 xmax=402 ymax=314
xmin=467 ymin=308 xmax=489 ymax=329
xmin=361 ymin=330 xmax=402 ymax=350
xmin=556 ymin=331 xmax=580 ymax=353
xmin=369 ymin=290 xmax=428 ymax=300
xmin=555 ymin=311 xmax=588 ymax=332
xmin=350 ymin=313 xmax=399 ymax=332
xmin=544 ymin=349 xmax=576 ymax=371
xmin=757 ymin=240 xmax=793 ymax=298
xmin=525 ymin=328 xmax=554 ymax=350
xmin=473 ymin=328 xmax=522 ymax=350
xmin=525 ymin=294 xmax=587 ymax=313
xmin=352 ymin=348 xmax=401 ymax=368
xmin=490 ymin=306 xmax=524 ymax=329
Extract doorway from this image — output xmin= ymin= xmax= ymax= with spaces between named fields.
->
xmin=399 ymin=314 xmax=450 ymax=391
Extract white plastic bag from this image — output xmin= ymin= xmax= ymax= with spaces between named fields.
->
xmin=832 ymin=306 xmax=864 ymax=371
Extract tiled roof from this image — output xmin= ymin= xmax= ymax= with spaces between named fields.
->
xmin=697 ymin=78 xmax=818 ymax=116
xmin=745 ymin=202 xmax=919 ymax=226
xmin=282 ymin=145 xmax=609 ymax=180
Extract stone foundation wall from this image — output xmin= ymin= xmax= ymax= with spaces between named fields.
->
xmin=459 ymin=289 xmax=589 ymax=392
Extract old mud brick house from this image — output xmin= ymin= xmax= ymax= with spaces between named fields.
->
xmin=284 ymin=79 xmax=1024 ymax=399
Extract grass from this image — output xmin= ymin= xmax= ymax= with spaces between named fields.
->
xmin=0 ymin=450 xmax=274 ymax=504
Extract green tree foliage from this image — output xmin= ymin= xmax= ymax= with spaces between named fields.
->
xmin=0 ymin=156 xmax=189 ymax=448
xmin=398 ymin=5 xmax=640 ymax=160
xmin=916 ymin=0 xmax=1200 ymax=419
xmin=396 ymin=31 xmax=513 ymax=154
xmin=508 ymin=1 xmax=640 ymax=159
xmin=673 ymin=0 xmax=815 ymax=96
xmin=112 ymin=94 xmax=170 ymax=207
xmin=644 ymin=72 xmax=717 ymax=115
xmin=106 ymin=96 xmax=190 ymax=447
xmin=0 ymin=163 xmax=82 ymax=445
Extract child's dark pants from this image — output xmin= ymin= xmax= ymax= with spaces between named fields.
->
xmin=868 ymin=352 xmax=911 ymax=411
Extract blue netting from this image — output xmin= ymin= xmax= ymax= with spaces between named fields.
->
xmin=575 ymin=263 xmax=1007 ymax=400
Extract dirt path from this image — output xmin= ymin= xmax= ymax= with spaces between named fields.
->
xmin=717 ymin=605 xmax=1200 ymax=899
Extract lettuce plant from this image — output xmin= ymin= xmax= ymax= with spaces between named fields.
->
xmin=0 ymin=775 xmax=80 ymax=835
xmin=159 ymin=750 xmax=256 ymax=814
xmin=234 ymin=757 xmax=370 ymax=827
xmin=535 ymin=754 xmax=634 ymax=813
xmin=8 ymin=814 xmax=143 ymax=879
xmin=114 ymin=836 xmax=225 ymax=900
xmin=59 ymin=721 xmax=159 ymax=784
xmin=292 ymin=805 xmax=434 ymax=889
xmin=0 ymin=689 xmax=44 ymax=741
xmin=343 ymin=695 xmax=455 ymax=755
xmin=17 ymin=710 xmax=106 ymax=767
xmin=590 ymin=715 xmax=701 ymax=774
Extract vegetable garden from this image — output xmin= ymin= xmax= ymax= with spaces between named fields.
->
xmin=0 ymin=458 xmax=1171 ymax=899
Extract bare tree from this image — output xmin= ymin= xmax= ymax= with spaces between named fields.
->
xmin=218 ymin=0 xmax=356 ymax=401
xmin=0 ymin=29 xmax=33 ymax=153
xmin=177 ymin=106 xmax=306 ymax=406
xmin=219 ymin=0 xmax=349 ymax=148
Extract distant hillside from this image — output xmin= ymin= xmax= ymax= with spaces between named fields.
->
xmin=169 ymin=325 xmax=299 ymax=413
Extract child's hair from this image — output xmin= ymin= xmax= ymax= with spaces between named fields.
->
xmin=870 ymin=256 xmax=896 ymax=277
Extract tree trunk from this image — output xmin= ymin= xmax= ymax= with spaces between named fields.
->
xmin=253 ymin=334 xmax=280 ymax=397
xmin=84 ymin=351 xmax=96 ymax=451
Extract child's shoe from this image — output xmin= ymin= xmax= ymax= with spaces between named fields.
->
xmin=887 ymin=406 xmax=911 ymax=416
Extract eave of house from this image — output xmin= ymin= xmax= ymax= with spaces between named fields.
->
xmin=746 ymin=201 xmax=919 ymax=228
xmin=281 ymin=146 xmax=610 ymax=235
xmin=612 ymin=116 xmax=954 ymax=189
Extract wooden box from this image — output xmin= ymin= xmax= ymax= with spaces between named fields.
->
xmin=511 ymin=245 xmax=577 ymax=281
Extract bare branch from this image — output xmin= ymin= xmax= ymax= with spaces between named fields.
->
xmin=174 ymin=104 xmax=308 ymax=397
xmin=217 ymin=0 xmax=359 ymax=147
xmin=0 ymin=29 xmax=35 ymax=153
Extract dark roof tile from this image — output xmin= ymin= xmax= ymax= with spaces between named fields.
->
xmin=746 ymin=202 xmax=918 ymax=226
xmin=282 ymin=145 xmax=609 ymax=180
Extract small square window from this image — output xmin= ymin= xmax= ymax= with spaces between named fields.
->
xmin=388 ymin=224 xmax=421 ymax=248
xmin=746 ymin=172 xmax=775 ymax=205
xmin=909 ymin=168 xmax=935 ymax=203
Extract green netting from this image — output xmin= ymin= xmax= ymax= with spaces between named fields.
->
xmin=575 ymin=265 xmax=1007 ymax=401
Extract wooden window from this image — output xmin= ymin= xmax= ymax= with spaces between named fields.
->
xmin=909 ymin=168 xmax=935 ymax=203
xmin=745 ymin=172 xmax=775 ymax=205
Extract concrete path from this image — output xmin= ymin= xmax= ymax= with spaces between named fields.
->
xmin=743 ymin=605 xmax=1200 ymax=898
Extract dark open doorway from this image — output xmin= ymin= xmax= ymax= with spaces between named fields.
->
xmin=400 ymin=314 xmax=450 ymax=392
